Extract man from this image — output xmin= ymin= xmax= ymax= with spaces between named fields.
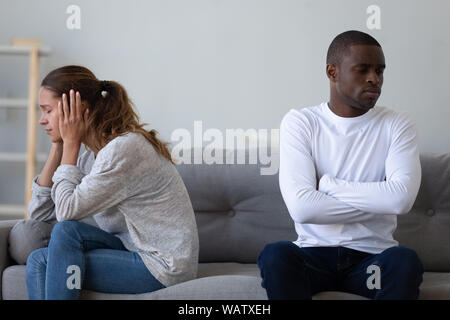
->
xmin=257 ymin=30 xmax=424 ymax=300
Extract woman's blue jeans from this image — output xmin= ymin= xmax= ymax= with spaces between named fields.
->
xmin=26 ymin=220 xmax=165 ymax=300
xmin=257 ymin=241 xmax=424 ymax=300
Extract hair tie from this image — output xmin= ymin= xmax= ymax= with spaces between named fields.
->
xmin=101 ymin=80 xmax=109 ymax=98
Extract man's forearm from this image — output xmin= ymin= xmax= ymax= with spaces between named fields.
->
xmin=319 ymin=174 xmax=420 ymax=215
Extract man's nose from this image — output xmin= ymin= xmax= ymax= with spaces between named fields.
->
xmin=367 ymin=70 xmax=381 ymax=85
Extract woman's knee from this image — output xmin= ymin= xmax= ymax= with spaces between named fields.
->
xmin=26 ymin=248 xmax=48 ymax=271
xmin=50 ymin=220 xmax=83 ymax=241
xmin=8 ymin=219 xmax=54 ymax=265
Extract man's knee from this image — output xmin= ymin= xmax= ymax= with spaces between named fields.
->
xmin=9 ymin=220 xmax=54 ymax=265
xmin=258 ymin=241 xmax=299 ymax=269
xmin=384 ymin=246 xmax=423 ymax=271
xmin=380 ymin=246 xmax=424 ymax=283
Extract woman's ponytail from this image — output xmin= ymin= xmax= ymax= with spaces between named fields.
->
xmin=148 ymin=129 xmax=174 ymax=164
xmin=91 ymin=79 xmax=174 ymax=163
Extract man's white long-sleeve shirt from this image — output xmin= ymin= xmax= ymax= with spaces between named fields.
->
xmin=279 ymin=102 xmax=421 ymax=254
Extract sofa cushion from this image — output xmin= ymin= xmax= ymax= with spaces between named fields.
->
xmin=394 ymin=153 xmax=450 ymax=271
xmin=2 ymin=265 xmax=27 ymax=300
xmin=80 ymin=275 xmax=268 ymax=300
xmin=197 ymin=262 xmax=261 ymax=278
xmin=176 ymin=148 xmax=297 ymax=264
xmin=8 ymin=220 xmax=53 ymax=265
xmin=4 ymin=264 xmax=450 ymax=300
xmin=1 ymin=264 xmax=267 ymax=300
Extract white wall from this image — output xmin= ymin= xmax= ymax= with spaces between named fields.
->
xmin=0 ymin=0 xmax=449 ymax=205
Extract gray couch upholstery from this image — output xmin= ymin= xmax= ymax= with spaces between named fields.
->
xmin=0 ymin=149 xmax=449 ymax=299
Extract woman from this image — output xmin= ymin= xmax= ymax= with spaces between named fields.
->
xmin=21 ymin=65 xmax=199 ymax=299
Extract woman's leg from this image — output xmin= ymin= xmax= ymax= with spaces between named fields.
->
xmin=83 ymin=249 xmax=165 ymax=294
xmin=26 ymin=247 xmax=49 ymax=300
xmin=45 ymin=220 xmax=129 ymax=300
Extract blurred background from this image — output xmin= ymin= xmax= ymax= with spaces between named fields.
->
xmin=0 ymin=0 xmax=449 ymax=219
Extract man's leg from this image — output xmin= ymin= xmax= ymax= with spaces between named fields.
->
xmin=257 ymin=241 xmax=338 ymax=300
xmin=341 ymin=246 xmax=424 ymax=300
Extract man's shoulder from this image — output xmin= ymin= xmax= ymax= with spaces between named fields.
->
xmin=374 ymin=106 xmax=416 ymax=127
xmin=282 ymin=102 xmax=324 ymax=124
xmin=287 ymin=102 xmax=324 ymax=116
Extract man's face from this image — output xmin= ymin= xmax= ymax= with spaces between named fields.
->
xmin=39 ymin=87 xmax=62 ymax=143
xmin=334 ymin=45 xmax=386 ymax=110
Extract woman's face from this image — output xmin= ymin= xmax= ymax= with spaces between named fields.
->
xmin=38 ymin=86 xmax=62 ymax=143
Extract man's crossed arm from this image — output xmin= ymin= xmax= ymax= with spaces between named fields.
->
xmin=279 ymin=110 xmax=421 ymax=226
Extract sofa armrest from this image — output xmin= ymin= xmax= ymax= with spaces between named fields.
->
xmin=0 ymin=219 xmax=21 ymax=299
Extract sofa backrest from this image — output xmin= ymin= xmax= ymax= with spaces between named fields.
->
xmin=394 ymin=152 xmax=450 ymax=271
xmin=176 ymin=149 xmax=450 ymax=271
xmin=175 ymin=149 xmax=296 ymax=264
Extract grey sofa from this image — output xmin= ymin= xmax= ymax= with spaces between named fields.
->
xmin=0 ymin=149 xmax=449 ymax=300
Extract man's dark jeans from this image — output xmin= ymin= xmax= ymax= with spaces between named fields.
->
xmin=257 ymin=241 xmax=424 ymax=300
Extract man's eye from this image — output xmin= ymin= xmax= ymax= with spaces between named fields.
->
xmin=47 ymin=110 xmax=51 ymax=114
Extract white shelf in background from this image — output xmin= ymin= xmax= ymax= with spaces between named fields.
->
xmin=0 ymin=45 xmax=51 ymax=56
xmin=0 ymin=98 xmax=31 ymax=109
xmin=0 ymin=152 xmax=47 ymax=162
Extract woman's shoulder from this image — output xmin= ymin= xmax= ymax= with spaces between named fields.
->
xmin=97 ymin=132 xmax=161 ymax=165
xmin=77 ymin=146 xmax=95 ymax=174
xmin=100 ymin=132 xmax=145 ymax=153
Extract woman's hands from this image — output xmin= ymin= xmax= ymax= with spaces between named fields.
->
xmin=37 ymin=141 xmax=65 ymax=187
xmin=59 ymin=89 xmax=89 ymax=165
xmin=58 ymin=89 xmax=89 ymax=145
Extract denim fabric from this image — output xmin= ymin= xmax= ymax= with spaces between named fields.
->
xmin=257 ymin=241 xmax=424 ymax=300
xmin=26 ymin=220 xmax=165 ymax=300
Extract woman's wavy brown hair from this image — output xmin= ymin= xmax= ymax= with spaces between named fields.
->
xmin=41 ymin=65 xmax=174 ymax=163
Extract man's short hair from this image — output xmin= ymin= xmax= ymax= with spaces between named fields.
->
xmin=326 ymin=30 xmax=381 ymax=66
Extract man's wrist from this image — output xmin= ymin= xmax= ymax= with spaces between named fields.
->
xmin=318 ymin=173 xmax=334 ymax=194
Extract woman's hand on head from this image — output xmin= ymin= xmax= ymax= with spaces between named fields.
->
xmin=58 ymin=89 xmax=90 ymax=146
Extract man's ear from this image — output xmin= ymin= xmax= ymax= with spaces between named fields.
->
xmin=326 ymin=64 xmax=338 ymax=83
